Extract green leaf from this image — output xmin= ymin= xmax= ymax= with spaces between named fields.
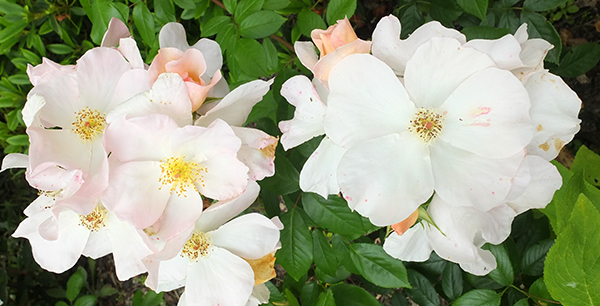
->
xmin=325 ymin=0 xmax=356 ymax=26
xmin=302 ymin=193 xmax=372 ymax=240
xmin=90 ymin=0 xmax=122 ymax=45
xmin=456 ymin=0 xmax=489 ymax=21
xmin=483 ymin=243 xmax=514 ymax=286
xmin=7 ymin=74 xmax=30 ymax=85
xmin=0 ymin=19 xmax=26 ymax=44
xmin=266 ymin=281 xmax=286 ymax=303
xmin=349 ymin=243 xmax=410 ymax=288
xmin=56 ymin=302 xmax=70 ymax=306
xmin=554 ymin=42 xmax=600 ymax=78
xmin=202 ymin=16 xmax=233 ymax=37
xmin=405 ymin=270 xmax=439 ymax=306
xmin=523 ymin=0 xmax=569 ymax=11
xmin=215 ymin=23 xmax=238 ymax=52
xmin=498 ymin=10 xmax=520 ymax=32
xmin=301 ymin=282 xmax=323 ymax=306
xmin=172 ymin=0 xmax=197 ymax=9
xmin=263 ymin=38 xmax=278 ymax=73
xmin=461 ymin=26 xmax=511 ymax=40
xmin=66 ymin=270 xmax=84 ymax=302
xmin=74 ymin=295 xmax=98 ymax=306
xmin=571 ymin=145 xmax=600 ymax=187
xmin=521 ymin=239 xmax=553 ymax=276
xmin=0 ymin=0 xmax=26 ymax=15
xmin=428 ymin=0 xmax=461 ymax=28
xmin=315 ymin=289 xmax=336 ymax=306
xmin=234 ymin=0 xmax=264 ymax=23
xmin=285 ymin=288 xmax=300 ymax=306
xmin=233 ymin=38 xmax=268 ymax=77
xmin=519 ymin=11 xmax=561 ymax=64
xmin=330 ymin=284 xmax=379 ymax=306
xmin=6 ymin=135 xmax=28 ymax=146
xmin=297 ymin=10 xmax=326 ymax=37
xmin=260 ymin=151 xmax=299 ymax=195
xmin=97 ymin=285 xmax=119 ymax=297
xmin=400 ymin=5 xmax=425 ymax=38
xmin=331 ymin=234 xmax=358 ymax=273
xmin=46 ymin=43 xmax=74 ymax=55
xmin=545 ymin=194 xmax=600 ymax=305
xmin=513 ymin=299 xmax=528 ymax=306
xmin=222 ymin=0 xmax=235 ymax=13
xmin=312 ymin=230 xmax=339 ymax=276
xmin=276 ymin=207 xmax=313 ymax=281
xmin=529 ymin=277 xmax=555 ymax=304
xmin=453 ymin=289 xmax=501 ymax=306
xmin=133 ymin=2 xmax=156 ymax=47
xmin=154 ymin=0 xmax=176 ymax=24
xmin=262 ymin=0 xmax=290 ymax=11
xmin=442 ymin=263 xmax=463 ymax=301
xmin=239 ymin=10 xmax=286 ymax=39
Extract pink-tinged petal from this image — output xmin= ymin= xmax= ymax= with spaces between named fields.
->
xmin=196 ymin=180 xmax=260 ymax=233
xmin=295 ymin=41 xmax=318 ymax=71
xmin=22 ymin=94 xmax=45 ymax=127
xmin=23 ymin=195 xmax=55 ymax=217
xmin=426 ymin=197 xmax=515 ymax=275
xmin=507 ymin=155 xmax=561 ymax=214
xmin=31 ymin=72 xmax=79 ymax=128
xmin=104 ymin=114 xmax=177 ymax=162
xmin=313 ymin=39 xmax=372 ymax=83
xmin=191 ymin=38 xmax=223 ymax=81
xmin=12 ymin=209 xmax=90 ymax=273
xmin=372 ymin=17 xmax=466 ymax=76
xmin=38 ymin=211 xmax=59 ymax=240
xmin=1 ymin=153 xmax=28 ymax=172
xmin=464 ymin=34 xmax=524 ymax=70
xmin=101 ymin=17 xmax=131 ymax=47
xmin=82 ymin=229 xmax=111 ymax=259
xmin=152 ymin=190 xmax=204 ymax=241
xmin=164 ymin=48 xmax=207 ymax=84
xmin=195 ymin=79 xmax=274 ymax=127
xmin=76 ymin=48 xmax=131 ymax=111
xmin=26 ymin=162 xmax=83 ymax=198
xmin=187 ymin=70 xmax=222 ymax=112
xmin=210 ymin=213 xmax=280 ymax=260
xmin=299 ymin=137 xmax=346 ymax=198
xmin=311 ymin=26 xmax=335 ymax=56
xmin=26 ymin=58 xmax=75 ymax=87
xmin=232 ymin=126 xmax=277 ymax=181
xmin=329 ymin=17 xmax=359 ymax=49
xmin=524 ymin=71 xmax=581 ymax=160
xmin=117 ymin=38 xmax=145 ymax=69
xmin=148 ymin=48 xmax=185 ymax=83
xmin=105 ymin=211 xmax=154 ymax=281
xmin=173 ymin=119 xmax=241 ymax=162
xmin=279 ymin=75 xmax=327 ymax=150
xmin=405 ymin=37 xmax=496 ymax=109
xmin=185 ymin=247 xmax=254 ymax=306
xmin=325 ymin=54 xmax=414 ymax=148
xmin=383 ymin=223 xmax=433 ymax=262
xmin=430 ymin=141 xmax=524 ymax=211
xmin=440 ymin=68 xmax=533 ymax=158
xmin=103 ymin=161 xmax=169 ymax=229
xmin=159 ymin=23 xmax=190 ymax=51
xmin=337 ymin=133 xmax=433 ymax=226
xmin=197 ymin=155 xmax=249 ymax=201
xmin=107 ymin=74 xmax=193 ymax=127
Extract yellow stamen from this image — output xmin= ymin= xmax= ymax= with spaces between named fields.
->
xmin=159 ymin=156 xmax=206 ymax=196
xmin=181 ymin=231 xmax=212 ymax=262
xmin=79 ymin=206 xmax=107 ymax=232
xmin=72 ymin=107 xmax=106 ymax=143
xmin=408 ymin=108 xmax=444 ymax=143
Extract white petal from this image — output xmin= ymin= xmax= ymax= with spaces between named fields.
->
xmin=195 ymin=79 xmax=273 ymax=127
xmin=337 ymin=133 xmax=433 ymax=226
xmin=279 ymin=75 xmax=327 ymax=150
xmin=192 ymin=38 xmax=223 ymax=81
xmin=118 ymin=38 xmax=145 ymax=69
xmin=210 ymin=213 xmax=280 ymax=260
xmin=325 ymin=54 xmax=414 ymax=148
xmin=430 ymin=141 xmax=524 ymax=212
xmin=247 ymin=283 xmax=270 ymax=306
xmin=159 ymin=23 xmax=190 ymax=51
xmin=507 ymin=155 xmax=562 ymax=214
xmin=294 ymin=41 xmax=318 ymax=71
xmin=1 ymin=153 xmax=28 ymax=172
xmin=153 ymin=190 xmax=204 ymax=241
xmin=150 ymin=252 xmax=189 ymax=292
xmin=383 ymin=223 xmax=433 ymax=262
xmin=299 ymin=137 xmax=346 ymax=198
xmin=440 ymin=68 xmax=533 ymax=158
xmin=82 ymin=230 xmax=111 ymax=259
xmin=22 ymin=94 xmax=45 ymax=127
xmin=463 ymin=34 xmax=524 ymax=70
xmin=23 ymin=195 xmax=55 ymax=217
xmin=405 ymin=37 xmax=496 ymax=109
xmin=185 ymin=247 xmax=254 ymax=306
xmin=524 ymin=71 xmax=581 ymax=160
xmin=196 ymin=180 xmax=260 ymax=233
xmin=101 ymin=17 xmax=131 ymax=47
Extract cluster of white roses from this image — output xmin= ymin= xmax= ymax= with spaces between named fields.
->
xmin=1 ymin=19 xmax=282 ymax=305
xmin=280 ymin=16 xmax=581 ymax=275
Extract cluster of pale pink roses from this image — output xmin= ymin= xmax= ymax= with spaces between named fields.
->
xmin=280 ymin=16 xmax=581 ymax=275
xmin=1 ymin=19 xmax=281 ymax=305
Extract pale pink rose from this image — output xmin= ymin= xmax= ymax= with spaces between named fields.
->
xmin=295 ymin=17 xmax=371 ymax=84
xmin=148 ymin=47 xmax=221 ymax=112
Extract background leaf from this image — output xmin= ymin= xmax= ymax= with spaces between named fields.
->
xmin=276 ymin=207 xmax=313 ymax=281
xmin=325 ymin=0 xmax=356 ymax=26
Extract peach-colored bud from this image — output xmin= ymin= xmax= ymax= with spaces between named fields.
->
xmin=148 ymin=47 xmax=221 ymax=111
xmin=311 ymin=17 xmax=359 ymax=58
xmin=391 ymin=208 xmax=419 ymax=236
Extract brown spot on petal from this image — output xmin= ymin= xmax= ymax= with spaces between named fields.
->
xmin=539 ymin=142 xmax=550 ymax=151
xmin=537 ymin=124 xmax=543 ymax=132
xmin=260 ymin=136 xmax=279 ymax=158
xmin=554 ymin=138 xmax=565 ymax=151
xmin=245 ymin=253 xmax=277 ymax=285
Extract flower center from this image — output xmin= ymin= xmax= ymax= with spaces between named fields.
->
xmin=159 ymin=157 xmax=206 ymax=196
xmin=408 ymin=108 xmax=444 ymax=143
xmin=79 ymin=206 xmax=107 ymax=232
xmin=181 ymin=231 xmax=213 ymax=261
xmin=72 ymin=107 xmax=106 ymax=143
